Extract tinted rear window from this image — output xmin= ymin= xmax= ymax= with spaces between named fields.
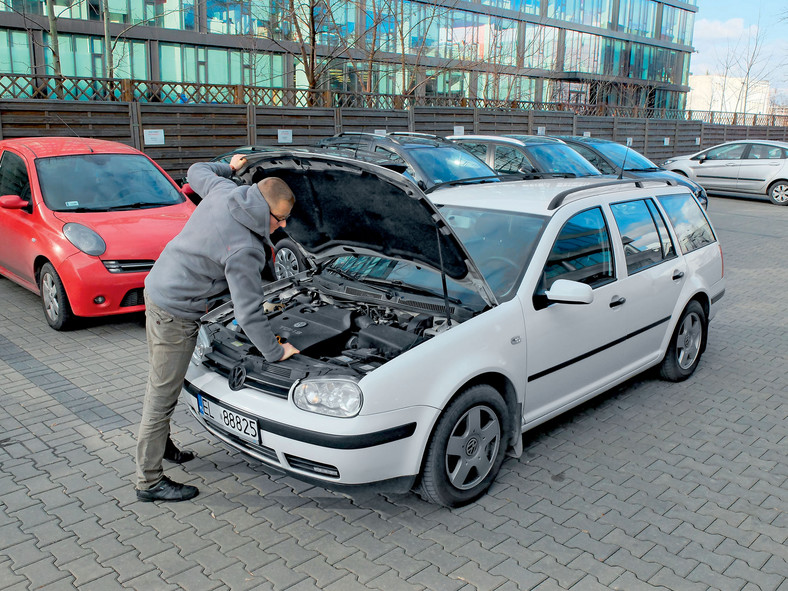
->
xmin=657 ymin=194 xmax=716 ymax=254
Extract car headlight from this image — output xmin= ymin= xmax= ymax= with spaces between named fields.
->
xmin=293 ymin=378 xmax=363 ymax=418
xmin=191 ymin=325 xmax=212 ymax=365
xmin=63 ymin=223 xmax=106 ymax=256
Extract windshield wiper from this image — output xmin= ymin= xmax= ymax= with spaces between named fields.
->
xmin=626 ymin=167 xmax=661 ymax=172
xmin=102 ymin=202 xmax=167 ymax=211
xmin=424 ymin=175 xmax=501 ymax=194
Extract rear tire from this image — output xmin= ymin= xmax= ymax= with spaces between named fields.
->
xmin=768 ymin=180 xmax=788 ymax=205
xmin=418 ymin=385 xmax=508 ymax=507
xmin=39 ymin=262 xmax=74 ymax=330
xmin=659 ymin=301 xmax=706 ymax=382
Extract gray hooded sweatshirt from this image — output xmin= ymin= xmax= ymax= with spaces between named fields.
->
xmin=145 ymin=161 xmax=284 ymax=362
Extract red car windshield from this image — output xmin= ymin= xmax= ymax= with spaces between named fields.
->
xmin=36 ymin=153 xmax=184 ymax=212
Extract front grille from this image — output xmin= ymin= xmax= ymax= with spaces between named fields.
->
xmin=103 ymin=260 xmax=155 ymax=273
xmin=203 ymin=356 xmax=291 ymax=399
xmin=120 ymin=288 xmax=145 ymax=307
xmin=285 ymin=454 xmax=340 ymax=478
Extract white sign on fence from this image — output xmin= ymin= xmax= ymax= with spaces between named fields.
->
xmin=277 ymin=129 xmax=293 ymax=144
xmin=143 ymin=129 xmax=165 ymax=146
xmin=453 ymin=125 xmax=465 ymax=136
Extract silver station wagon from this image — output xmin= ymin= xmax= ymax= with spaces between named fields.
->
xmin=183 ymin=152 xmax=725 ymax=507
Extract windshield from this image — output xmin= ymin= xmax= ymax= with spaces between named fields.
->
xmin=406 ymin=146 xmax=497 ymax=186
xmin=36 ymin=153 xmax=185 ymax=212
xmin=593 ymin=142 xmax=657 ymax=170
xmin=526 ymin=144 xmax=601 ymax=176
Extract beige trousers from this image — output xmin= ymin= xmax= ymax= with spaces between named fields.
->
xmin=135 ymin=292 xmax=200 ymax=490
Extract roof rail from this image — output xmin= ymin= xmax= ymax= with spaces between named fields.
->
xmin=547 ymin=178 xmax=676 ymax=210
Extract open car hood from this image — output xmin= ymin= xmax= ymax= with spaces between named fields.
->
xmin=239 ymin=151 xmax=497 ymax=306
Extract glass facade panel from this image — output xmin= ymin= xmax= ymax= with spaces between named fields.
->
xmin=478 ymin=0 xmax=539 ymax=14
xmin=661 ymin=5 xmax=693 ymax=45
xmin=0 ymin=30 xmax=31 ymax=74
xmin=564 ymin=30 xmax=603 ymax=74
xmin=548 ymin=0 xmax=611 ymax=27
xmin=617 ymin=0 xmax=656 ymax=38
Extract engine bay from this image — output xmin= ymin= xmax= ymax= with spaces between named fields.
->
xmin=204 ymin=281 xmax=455 ymax=380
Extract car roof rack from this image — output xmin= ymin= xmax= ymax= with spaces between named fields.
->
xmin=547 ymin=178 xmax=677 ymax=210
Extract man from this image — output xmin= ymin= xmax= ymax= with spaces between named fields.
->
xmin=135 ymin=153 xmax=299 ymax=502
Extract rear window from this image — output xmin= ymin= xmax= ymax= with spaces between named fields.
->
xmin=657 ymin=194 xmax=716 ymax=254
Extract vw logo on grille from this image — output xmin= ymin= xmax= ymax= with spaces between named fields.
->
xmin=228 ymin=364 xmax=247 ymax=391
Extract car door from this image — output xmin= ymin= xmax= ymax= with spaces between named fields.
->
xmin=606 ymin=197 xmax=687 ymax=364
xmin=691 ymin=143 xmax=746 ymax=192
xmin=522 ymin=206 xmax=631 ymax=424
xmin=737 ymin=143 xmax=787 ymax=193
xmin=0 ymin=149 xmax=39 ymax=286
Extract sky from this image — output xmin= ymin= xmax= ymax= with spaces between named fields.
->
xmin=690 ymin=0 xmax=788 ymax=103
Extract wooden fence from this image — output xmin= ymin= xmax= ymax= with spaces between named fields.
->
xmin=2 ymin=99 xmax=787 ymax=181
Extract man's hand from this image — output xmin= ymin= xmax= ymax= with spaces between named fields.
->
xmin=229 ymin=154 xmax=248 ymax=173
xmin=278 ymin=342 xmax=300 ymax=361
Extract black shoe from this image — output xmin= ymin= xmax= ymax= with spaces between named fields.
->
xmin=136 ymin=476 xmax=199 ymax=502
xmin=163 ymin=437 xmax=196 ymax=464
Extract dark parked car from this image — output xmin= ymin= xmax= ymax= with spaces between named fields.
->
xmin=556 ymin=136 xmax=709 ymax=208
xmin=447 ymin=134 xmax=603 ymax=179
xmin=315 ymin=132 xmax=500 ymax=192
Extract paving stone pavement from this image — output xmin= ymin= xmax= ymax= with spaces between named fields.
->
xmin=1 ymin=195 xmax=786 ymax=591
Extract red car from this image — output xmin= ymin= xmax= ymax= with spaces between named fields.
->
xmin=0 ymin=137 xmax=195 ymax=329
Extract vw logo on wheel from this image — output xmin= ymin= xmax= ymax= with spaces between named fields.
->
xmin=228 ymin=364 xmax=247 ymax=391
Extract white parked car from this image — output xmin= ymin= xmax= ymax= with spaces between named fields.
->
xmin=184 ymin=153 xmax=725 ymax=507
xmin=662 ymin=139 xmax=788 ymax=205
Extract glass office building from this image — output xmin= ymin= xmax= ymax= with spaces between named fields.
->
xmin=0 ymin=0 xmax=697 ymax=108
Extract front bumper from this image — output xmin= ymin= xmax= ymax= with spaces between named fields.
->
xmin=58 ymin=253 xmax=148 ymax=317
xmin=183 ymin=362 xmax=440 ymax=489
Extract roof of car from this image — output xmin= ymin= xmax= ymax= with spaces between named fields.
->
xmin=554 ymin=136 xmax=614 ymax=145
xmin=433 ymin=176 xmax=686 ymax=215
xmin=448 ymin=134 xmax=564 ymax=146
xmin=0 ymin=137 xmax=142 ymax=158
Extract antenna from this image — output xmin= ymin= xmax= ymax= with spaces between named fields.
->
xmin=618 ymin=146 xmax=629 ymax=180
xmin=52 ymin=113 xmax=93 ymax=152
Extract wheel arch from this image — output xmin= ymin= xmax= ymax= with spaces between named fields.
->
xmin=415 ymin=371 xmax=520 ymax=481
xmin=33 ymin=255 xmax=52 ymax=291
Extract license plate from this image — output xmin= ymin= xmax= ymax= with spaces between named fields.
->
xmin=198 ymin=395 xmax=260 ymax=445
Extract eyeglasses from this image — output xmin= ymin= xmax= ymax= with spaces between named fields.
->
xmin=270 ymin=211 xmax=290 ymax=223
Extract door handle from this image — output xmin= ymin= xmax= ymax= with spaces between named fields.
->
xmin=672 ymin=270 xmax=685 ymax=280
xmin=609 ymin=296 xmax=626 ymax=308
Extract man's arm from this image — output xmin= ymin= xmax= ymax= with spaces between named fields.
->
xmin=186 ymin=155 xmax=247 ymax=200
xmin=224 ymin=248 xmax=295 ymax=363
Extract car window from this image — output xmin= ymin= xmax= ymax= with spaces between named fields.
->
xmin=704 ymin=144 xmax=746 ymax=160
xmin=35 ymin=153 xmax=184 ymax=212
xmin=610 ymin=199 xmax=676 ymax=275
xmin=405 ymin=146 xmax=495 ymax=186
xmin=745 ymin=144 xmax=785 ymax=160
xmin=494 ymin=145 xmax=532 ymax=174
xmin=657 ymin=193 xmax=716 ymax=254
xmin=527 ymin=144 xmax=600 ymax=176
xmin=570 ymin=144 xmax=614 ymax=174
xmin=456 ymin=142 xmax=488 ymax=161
xmin=442 ymin=205 xmax=547 ymax=299
xmin=540 ymin=207 xmax=615 ymax=290
xmin=0 ymin=150 xmax=32 ymax=202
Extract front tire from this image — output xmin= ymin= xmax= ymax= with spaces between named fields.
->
xmin=39 ymin=262 xmax=74 ymax=330
xmin=768 ymin=180 xmax=788 ymax=205
xmin=274 ymin=238 xmax=306 ymax=279
xmin=418 ymin=385 xmax=508 ymax=507
xmin=659 ymin=301 xmax=706 ymax=382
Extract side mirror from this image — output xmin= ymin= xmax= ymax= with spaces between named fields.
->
xmin=0 ymin=194 xmax=28 ymax=209
xmin=696 ymin=154 xmax=707 ymax=163
xmin=545 ymin=279 xmax=594 ymax=305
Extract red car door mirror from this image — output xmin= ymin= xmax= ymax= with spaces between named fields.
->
xmin=0 ymin=194 xmax=29 ymax=209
